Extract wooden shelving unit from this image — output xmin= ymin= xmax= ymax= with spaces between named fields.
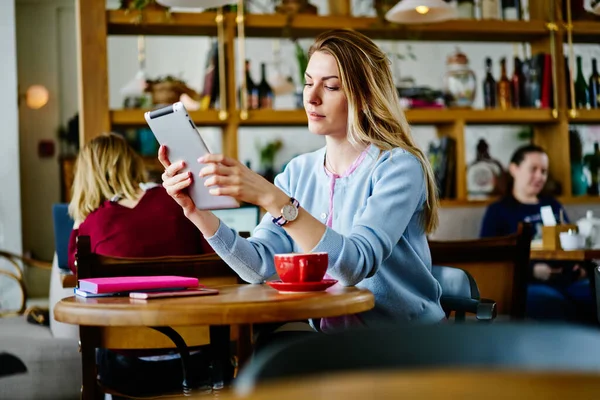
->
xmin=72 ymin=1 xmax=600 ymax=207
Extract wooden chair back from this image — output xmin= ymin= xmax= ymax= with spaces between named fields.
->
xmin=75 ymin=235 xmax=242 ymax=349
xmin=428 ymin=224 xmax=531 ymax=319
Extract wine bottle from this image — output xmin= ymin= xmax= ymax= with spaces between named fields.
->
xmin=456 ymin=0 xmax=475 ymax=19
xmin=575 ymin=56 xmax=589 ymax=109
xmin=258 ymin=62 xmax=274 ymax=109
xmin=481 ymin=0 xmax=500 ymax=19
xmin=483 ymin=57 xmax=497 ymax=108
xmin=501 ymin=0 xmax=521 ymax=20
xmin=497 ymin=57 xmax=512 ymax=110
xmin=511 ymin=56 xmax=525 ymax=107
xmin=239 ymin=59 xmax=259 ymax=110
xmin=589 ymin=58 xmax=600 ymax=109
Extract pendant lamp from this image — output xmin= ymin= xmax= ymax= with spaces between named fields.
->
xmin=385 ymin=0 xmax=457 ymax=24
xmin=156 ymin=0 xmax=236 ymax=9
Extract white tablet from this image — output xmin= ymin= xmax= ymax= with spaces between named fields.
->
xmin=144 ymin=102 xmax=239 ymax=210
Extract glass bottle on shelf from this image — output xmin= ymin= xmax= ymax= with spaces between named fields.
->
xmin=575 ymin=56 xmax=589 ymax=109
xmin=239 ymin=59 xmax=259 ymax=110
xmin=444 ymin=48 xmax=477 ymax=108
xmin=481 ymin=0 xmax=500 ymax=19
xmin=583 ymin=142 xmax=600 ymax=196
xmin=483 ymin=57 xmax=497 ymax=108
xmin=497 ymin=57 xmax=512 ymax=110
xmin=501 ymin=0 xmax=520 ymax=20
xmin=589 ymin=58 xmax=600 ymax=109
xmin=511 ymin=56 xmax=525 ymax=108
xmin=467 ymin=138 xmax=505 ymax=199
xmin=258 ymin=62 xmax=274 ymax=109
xmin=456 ymin=0 xmax=475 ymax=19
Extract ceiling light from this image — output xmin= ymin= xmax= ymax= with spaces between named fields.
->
xmin=385 ymin=0 xmax=457 ymax=24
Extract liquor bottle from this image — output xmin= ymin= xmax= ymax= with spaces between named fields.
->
xmin=456 ymin=0 xmax=475 ymax=19
xmin=511 ymin=56 xmax=525 ymax=107
xmin=483 ymin=57 xmax=497 ymax=108
xmin=467 ymin=138 xmax=505 ymax=199
xmin=575 ymin=56 xmax=589 ymax=109
xmin=239 ymin=59 xmax=259 ymax=110
xmin=583 ymin=142 xmax=600 ymax=195
xmin=589 ymin=58 xmax=600 ymax=109
xmin=497 ymin=57 xmax=512 ymax=109
xmin=257 ymin=62 xmax=274 ymax=109
xmin=481 ymin=0 xmax=500 ymax=19
xmin=501 ymin=0 xmax=521 ymax=20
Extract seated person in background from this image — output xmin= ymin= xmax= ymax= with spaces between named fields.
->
xmin=480 ymin=144 xmax=594 ymax=324
xmin=67 ymin=133 xmax=215 ymax=396
xmin=67 ymin=132 xmax=212 ymax=273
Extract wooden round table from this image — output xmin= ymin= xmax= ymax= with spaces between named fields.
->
xmin=54 ymin=283 xmax=374 ymax=326
xmin=54 ymin=284 xmax=374 ymax=400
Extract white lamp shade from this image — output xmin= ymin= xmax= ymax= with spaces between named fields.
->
xmin=385 ymin=0 xmax=457 ymax=24
xmin=156 ymin=0 xmax=236 ymax=8
xmin=593 ymin=1 xmax=600 ymax=16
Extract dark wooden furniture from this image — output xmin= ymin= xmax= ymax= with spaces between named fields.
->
xmin=73 ymin=235 xmax=243 ymax=399
xmin=429 ymin=224 xmax=532 ymax=319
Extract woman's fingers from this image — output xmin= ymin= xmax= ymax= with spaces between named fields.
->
xmin=158 ymin=145 xmax=172 ymax=169
xmin=162 ymin=160 xmax=187 ymax=181
xmin=203 ymin=173 xmax=241 ymax=189
xmin=199 ymin=154 xmax=238 ymax=167
xmin=163 ymin=171 xmax=192 ymax=195
xmin=199 ymin=162 xmax=237 ymax=178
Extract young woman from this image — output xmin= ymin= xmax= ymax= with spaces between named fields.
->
xmin=160 ymin=29 xmax=445 ymax=328
xmin=480 ymin=144 xmax=594 ymax=323
xmin=67 ymin=133 xmax=212 ymax=273
xmin=67 ymin=133 xmax=215 ymax=396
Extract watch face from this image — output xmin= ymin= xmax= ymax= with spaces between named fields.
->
xmin=282 ymin=204 xmax=299 ymax=221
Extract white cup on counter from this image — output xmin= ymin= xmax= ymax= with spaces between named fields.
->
xmin=559 ymin=230 xmax=585 ymax=251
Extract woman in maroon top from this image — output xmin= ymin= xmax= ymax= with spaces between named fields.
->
xmin=67 ymin=133 xmax=215 ymax=396
xmin=67 ymin=133 xmax=212 ymax=273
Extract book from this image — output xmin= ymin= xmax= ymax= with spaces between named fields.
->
xmin=78 ymin=276 xmax=199 ymax=294
xmin=129 ymin=287 xmax=219 ymax=300
xmin=74 ymin=287 xmax=193 ymax=298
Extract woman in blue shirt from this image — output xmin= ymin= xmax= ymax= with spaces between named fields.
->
xmin=160 ymin=29 xmax=445 ymax=328
xmin=480 ymin=144 xmax=593 ymax=323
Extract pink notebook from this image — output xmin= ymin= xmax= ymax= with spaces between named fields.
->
xmin=78 ymin=276 xmax=199 ymax=294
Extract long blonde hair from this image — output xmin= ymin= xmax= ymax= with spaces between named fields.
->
xmin=308 ymin=29 xmax=439 ymax=233
xmin=68 ymin=133 xmax=148 ymax=222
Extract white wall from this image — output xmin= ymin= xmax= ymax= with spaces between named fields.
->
xmin=0 ymin=1 xmax=23 ymax=310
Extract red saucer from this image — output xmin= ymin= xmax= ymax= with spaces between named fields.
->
xmin=266 ymin=279 xmax=338 ymax=294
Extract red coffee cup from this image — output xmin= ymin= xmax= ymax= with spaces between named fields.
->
xmin=274 ymin=252 xmax=328 ymax=283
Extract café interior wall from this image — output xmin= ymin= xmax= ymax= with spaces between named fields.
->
xmin=0 ymin=1 xmax=23 ymax=308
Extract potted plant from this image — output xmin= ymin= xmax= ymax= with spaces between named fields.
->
xmin=258 ymin=139 xmax=283 ymax=182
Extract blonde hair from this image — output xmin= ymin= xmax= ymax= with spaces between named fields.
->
xmin=308 ymin=29 xmax=439 ymax=233
xmin=68 ymin=133 xmax=148 ymax=222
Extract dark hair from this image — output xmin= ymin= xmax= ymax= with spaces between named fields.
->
xmin=510 ymin=144 xmax=546 ymax=166
xmin=505 ymin=144 xmax=547 ymax=197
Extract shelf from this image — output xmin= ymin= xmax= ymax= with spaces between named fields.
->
xmin=107 ymin=10 xmax=548 ymax=42
xmin=567 ymin=109 xmax=600 ymax=124
xmin=110 ymin=109 xmax=226 ymax=126
xmin=107 ymin=10 xmax=218 ymax=36
xmin=558 ymin=196 xmax=600 ymax=205
xmin=242 ymin=14 xmax=548 ymax=42
xmin=570 ymin=21 xmax=600 ymax=44
xmin=237 ymin=108 xmax=555 ymax=127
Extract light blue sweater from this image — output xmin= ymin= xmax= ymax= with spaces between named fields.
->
xmin=206 ymin=144 xmax=444 ymax=325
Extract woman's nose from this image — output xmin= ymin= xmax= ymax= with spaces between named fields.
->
xmin=305 ymin=87 xmax=321 ymax=105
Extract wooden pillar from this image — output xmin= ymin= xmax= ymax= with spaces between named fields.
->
xmin=76 ymin=0 xmax=110 ymax=146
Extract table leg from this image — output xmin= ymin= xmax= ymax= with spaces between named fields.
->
xmin=150 ymin=326 xmax=197 ymax=395
xmin=209 ymin=325 xmax=231 ymax=390
xmin=237 ymin=324 xmax=253 ymax=369
xmin=79 ymin=326 xmax=103 ymax=400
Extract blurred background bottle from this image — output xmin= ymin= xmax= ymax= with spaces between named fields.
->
xmin=258 ymin=62 xmax=274 ymax=109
